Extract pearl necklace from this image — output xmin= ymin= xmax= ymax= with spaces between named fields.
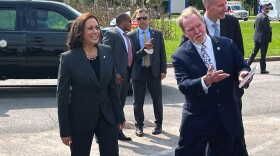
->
xmin=84 ymin=47 xmax=98 ymax=60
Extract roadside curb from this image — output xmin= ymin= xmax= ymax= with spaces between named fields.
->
xmin=167 ymin=56 xmax=280 ymax=68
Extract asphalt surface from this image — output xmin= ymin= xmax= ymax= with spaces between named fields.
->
xmin=0 ymin=61 xmax=279 ymax=156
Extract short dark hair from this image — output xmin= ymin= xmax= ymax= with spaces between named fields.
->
xmin=67 ymin=13 xmax=100 ymax=49
xmin=137 ymin=8 xmax=149 ymax=15
xmin=116 ymin=13 xmax=130 ymax=26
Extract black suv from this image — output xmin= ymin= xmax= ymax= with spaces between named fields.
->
xmin=0 ymin=0 xmax=81 ymax=79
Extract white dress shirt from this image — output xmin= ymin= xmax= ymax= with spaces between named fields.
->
xmin=193 ymin=35 xmax=217 ymax=92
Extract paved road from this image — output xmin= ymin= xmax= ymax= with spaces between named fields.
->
xmin=0 ymin=61 xmax=279 ymax=156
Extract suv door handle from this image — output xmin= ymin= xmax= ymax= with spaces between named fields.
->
xmin=30 ymin=37 xmax=46 ymax=42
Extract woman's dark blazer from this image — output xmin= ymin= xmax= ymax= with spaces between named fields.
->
xmin=57 ymin=44 xmax=125 ymax=137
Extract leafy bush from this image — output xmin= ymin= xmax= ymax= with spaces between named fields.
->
xmin=67 ymin=1 xmax=175 ymax=39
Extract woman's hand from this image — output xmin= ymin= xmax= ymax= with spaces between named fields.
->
xmin=61 ymin=136 xmax=72 ymax=146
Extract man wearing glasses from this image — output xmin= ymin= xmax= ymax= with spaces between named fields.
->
xmin=128 ymin=8 xmax=167 ymax=137
xmin=247 ymin=3 xmax=272 ymax=74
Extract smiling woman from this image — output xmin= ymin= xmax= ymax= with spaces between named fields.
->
xmin=57 ymin=12 xmax=125 ymax=156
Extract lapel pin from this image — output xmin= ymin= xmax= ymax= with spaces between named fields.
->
xmin=103 ymin=56 xmax=106 ymax=58
xmin=217 ymin=47 xmax=221 ymax=51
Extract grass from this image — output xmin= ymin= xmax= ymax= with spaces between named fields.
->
xmin=163 ymin=20 xmax=280 ymax=63
xmin=248 ymin=16 xmax=256 ymax=20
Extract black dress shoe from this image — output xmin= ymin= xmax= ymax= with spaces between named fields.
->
xmin=135 ymin=127 xmax=144 ymax=137
xmin=118 ymin=130 xmax=132 ymax=141
xmin=260 ymin=70 xmax=269 ymax=74
xmin=152 ymin=126 xmax=162 ymax=135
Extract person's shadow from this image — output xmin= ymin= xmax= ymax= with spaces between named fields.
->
xmin=0 ymin=87 xmax=57 ymax=117
xmin=119 ymin=130 xmax=178 ymax=156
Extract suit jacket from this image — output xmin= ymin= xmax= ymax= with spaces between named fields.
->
xmin=253 ymin=12 xmax=272 ymax=43
xmin=128 ymin=28 xmax=167 ymax=80
xmin=171 ymin=36 xmax=250 ymax=136
xmin=102 ymin=28 xmax=132 ymax=78
xmin=220 ymin=14 xmax=245 ymax=57
xmin=181 ymin=15 xmax=245 ymax=56
xmin=57 ymin=44 xmax=125 ymax=137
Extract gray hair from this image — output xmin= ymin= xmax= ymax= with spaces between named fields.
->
xmin=177 ymin=6 xmax=204 ymax=32
xmin=202 ymin=0 xmax=212 ymax=5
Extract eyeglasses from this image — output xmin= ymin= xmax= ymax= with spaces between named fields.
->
xmin=137 ymin=16 xmax=148 ymax=21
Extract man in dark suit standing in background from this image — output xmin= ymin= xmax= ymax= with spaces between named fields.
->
xmin=103 ymin=13 xmax=133 ymax=141
xmin=128 ymin=8 xmax=167 ymax=137
xmin=247 ymin=3 xmax=272 ymax=74
xmin=201 ymin=0 xmax=248 ymax=155
xmin=172 ymin=6 xmax=251 ymax=156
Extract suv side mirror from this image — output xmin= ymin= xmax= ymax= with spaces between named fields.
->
xmin=67 ymin=20 xmax=74 ymax=31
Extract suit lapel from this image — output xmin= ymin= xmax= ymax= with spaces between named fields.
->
xmin=149 ymin=28 xmax=155 ymax=60
xmin=115 ymin=28 xmax=127 ymax=51
xmin=135 ymin=29 xmax=141 ymax=50
xmin=184 ymin=41 xmax=207 ymax=70
xmin=72 ymin=48 xmax=100 ymax=87
xmin=149 ymin=28 xmax=155 ymax=42
xmin=210 ymin=37 xmax=222 ymax=70
xmin=98 ymin=45 xmax=106 ymax=85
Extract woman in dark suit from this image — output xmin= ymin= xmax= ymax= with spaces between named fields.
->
xmin=57 ymin=13 xmax=125 ymax=156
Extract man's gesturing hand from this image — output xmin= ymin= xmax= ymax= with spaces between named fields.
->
xmin=203 ymin=65 xmax=230 ymax=86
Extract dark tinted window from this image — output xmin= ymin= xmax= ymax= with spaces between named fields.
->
xmin=0 ymin=9 xmax=16 ymax=30
xmin=31 ymin=9 xmax=69 ymax=30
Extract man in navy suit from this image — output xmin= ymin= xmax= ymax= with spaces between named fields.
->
xmin=202 ymin=0 xmax=248 ymax=155
xmin=182 ymin=0 xmax=248 ymax=154
xmin=172 ymin=7 xmax=251 ymax=156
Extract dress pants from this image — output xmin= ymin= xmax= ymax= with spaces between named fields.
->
xmin=118 ymin=67 xmax=132 ymax=108
xmin=175 ymin=123 xmax=234 ymax=156
xmin=233 ymin=82 xmax=248 ymax=156
xmin=247 ymin=41 xmax=269 ymax=70
xmin=206 ymin=77 xmax=248 ymax=156
xmin=133 ymin=67 xmax=163 ymax=128
xmin=70 ymin=112 xmax=119 ymax=156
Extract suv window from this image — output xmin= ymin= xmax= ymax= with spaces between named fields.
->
xmin=31 ymin=9 xmax=69 ymax=31
xmin=0 ymin=8 xmax=16 ymax=30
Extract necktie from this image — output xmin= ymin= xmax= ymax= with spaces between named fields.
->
xmin=143 ymin=31 xmax=150 ymax=67
xmin=123 ymin=32 xmax=133 ymax=67
xmin=201 ymin=44 xmax=211 ymax=68
xmin=212 ymin=23 xmax=220 ymax=36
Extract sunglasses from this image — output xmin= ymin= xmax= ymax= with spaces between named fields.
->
xmin=137 ymin=16 xmax=148 ymax=21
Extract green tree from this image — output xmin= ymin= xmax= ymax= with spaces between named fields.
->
xmin=244 ymin=0 xmax=258 ymax=15
xmin=187 ymin=0 xmax=204 ymax=10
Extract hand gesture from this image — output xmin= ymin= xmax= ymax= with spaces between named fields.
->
xmin=145 ymin=38 xmax=154 ymax=49
xmin=203 ymin=65 xmax=230 ymax=86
